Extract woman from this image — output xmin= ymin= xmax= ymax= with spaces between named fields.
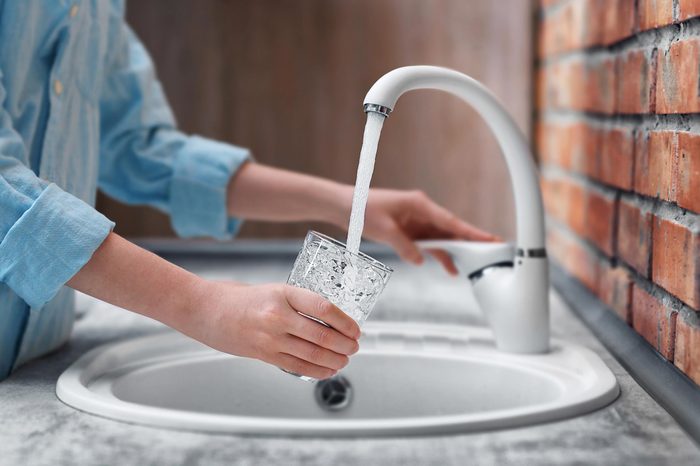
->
xmin=0 ymin=1 xmax=494 ymax=381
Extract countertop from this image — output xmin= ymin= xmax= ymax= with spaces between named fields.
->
xmin=0 ymin=247 xmax=698 ymax=465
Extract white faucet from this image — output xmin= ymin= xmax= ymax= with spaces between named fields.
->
xmin=364 ymin=66 xmax=549 ymax=353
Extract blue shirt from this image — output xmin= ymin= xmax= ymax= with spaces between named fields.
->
xmin=0 ymin=0 xmax=250 ymax=379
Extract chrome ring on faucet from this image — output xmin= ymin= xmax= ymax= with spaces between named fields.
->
xmin=516 ymin=248 xmax=548 ymax=258
xmin=363 ymin=103 xmax=392 ymax=117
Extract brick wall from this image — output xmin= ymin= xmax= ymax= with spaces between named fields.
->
xmin=536 ymin=0 xmax=700 ymax=385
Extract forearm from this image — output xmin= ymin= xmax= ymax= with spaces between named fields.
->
xmin=66 ymin=233 xmax=208 ymax=333
xmin=227 ymin=162 xmax=353 ymax=228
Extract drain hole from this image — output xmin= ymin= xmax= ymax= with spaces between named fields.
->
xmin=315 ymin=375 xmax=353 ymax=412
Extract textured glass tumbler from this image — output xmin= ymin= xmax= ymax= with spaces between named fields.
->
xmin=284 ymin=230 xmax=393 ymax=381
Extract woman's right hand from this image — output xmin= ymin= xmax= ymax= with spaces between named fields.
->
xmin=183 ymin=281 xmax=361 ymax=380
xmin=65 ymin=233 xmax=358 ymax=380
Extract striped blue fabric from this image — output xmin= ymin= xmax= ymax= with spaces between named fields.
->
xmin=0 ymin=0 xmax=249 ymax=379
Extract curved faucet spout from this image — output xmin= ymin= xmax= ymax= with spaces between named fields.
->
xmin=364 ymin=66 xmax=549 ymax=353
xmin=363 ymin=65 xmax=545 ymax=251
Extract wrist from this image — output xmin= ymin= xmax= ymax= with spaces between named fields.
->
xmin=322 ymin=182 xmax=353 ymax=229
xmin=168 ymin=272 xmax=212 ymax=331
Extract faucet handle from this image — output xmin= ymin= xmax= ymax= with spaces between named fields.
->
xmin=416 ymin=240 xmax=515 ymax=277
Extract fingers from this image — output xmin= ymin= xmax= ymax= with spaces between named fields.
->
xmin=282 ymin=334 xmax=349 ymax=371
xmin=426 ymin=249 xmax=459 ymax=276
xmin=389 ymin=228 xmax=424 ymax=265
xmin=427 ymin=202 xmax=499 ymax=242
xmin=286 ymin=311 xmax=360 ymax=355
xmin=284 ymin=286 xmax=360 ymax=339
xmin=456 ymin=220 xmax=500 ymax=242
xmin=271 ymin=352 xmax=337 ymax=380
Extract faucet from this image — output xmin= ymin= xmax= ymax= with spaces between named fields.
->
xmin=364 ymin=66 xmax=549 ymax=353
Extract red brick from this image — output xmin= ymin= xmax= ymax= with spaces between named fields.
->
xmin=617 ymin=199 xmax=653 ymax=276
xmin=652 ymin=217 xmax=700 ymax=309
xmin=674 ymin=311 xmax=700 ymax=384
xmin=676 ymin=133 xmax=700 ymax=212
xmin=540 ymin=60 xmax=587 ymax=111
xmin=538 ymin=1 xmax=586 ymax=57
xmin=537 ymin=13 xmax=559 ymax=58
xmin=598 ymin=127 xmax=634 ymax=189
xmin=570 ymin=245 xmax=601 ymax=293
xmin=603 ymin=0 xmax=637 ymax=44
xmin=565 ymin=0 xmax=588 ymax=51
xmin=536 ymin=122 xmax=556 ymax=166
xmin=568 ymin=181 xmax=588 ymax=237
xmin=678 ymin=0 xmax=700 ymax=21
xmin=551 ymin=60 xmax=587 ymax=110
xmin=584 ymin=189 xmax=616 ymax=256
xmin=632 ymin=286 xmax=677 ymax=360
xmin=542 ymin=177 xmax=566 ymax=222
xmin=535 ymin=67 xmax=550 ymax=111
xmin=546 ymin=226 xmax=569 ymax=262
xmin=634 ymin=131 xmax=678 ymax=201
xmin=542 ymin=176 xmax=589 ymax=237
xmin=656 ymin=39 xmax=700 ymax=114
xmin=585 ymin=57 xmax=617 ymax=114
xmin=536 ymin=65 xmax=556 ymax=109
xmin=569 ymin=123 xmax=600 ymax=177
xmin=547 ymin=227 xmax=601 ymax=292
xmin=543 ymin=178 xmax=614 ymax=252
xmin=634 ymin=131 xmax=700 ymax=210
xmin=598 ymin=263 xmax=633 ymax=322
xmin=537 ymin=123 xmax=574 ymax=169
xmin=582 ymin=0 xmax=605 ymax=47
xmin=638 ymin=0 xmax=675 ymax=31
xmin=616 ymin=49 xmax=657 ymax=113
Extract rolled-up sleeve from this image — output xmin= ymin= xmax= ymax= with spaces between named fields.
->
xmin=98 ymin=21 xmax=249 ymax=239
xmin=0 ymin=74 xmax=114 ymax=308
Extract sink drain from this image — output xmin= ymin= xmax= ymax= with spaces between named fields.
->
xmin=314 ymin=375 xmax=353 ymax=412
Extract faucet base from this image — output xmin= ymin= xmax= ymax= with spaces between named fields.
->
xmin=472 ymin=257 xmax=550 ymax=354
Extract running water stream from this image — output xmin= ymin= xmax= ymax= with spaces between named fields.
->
xmin=345 ymin=112 xmax=386 ymax=253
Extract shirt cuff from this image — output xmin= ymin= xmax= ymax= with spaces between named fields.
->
xmin=0 ymin=184 xmax=114 ymax=308
xmin=170 ymin=135 xmax=251 ymax=239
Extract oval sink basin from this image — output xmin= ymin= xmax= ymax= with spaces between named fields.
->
xmin=56 ymin=322 xmax=619 ymax=436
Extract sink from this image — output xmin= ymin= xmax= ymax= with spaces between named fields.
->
xmin=56 ymin=321 xmax=618 ymax=436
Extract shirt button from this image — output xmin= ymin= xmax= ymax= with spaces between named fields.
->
xmin=70 ymin=4 xmax=79 ymax=18
xmin=54 ymin=80 xmax=64 ymax=96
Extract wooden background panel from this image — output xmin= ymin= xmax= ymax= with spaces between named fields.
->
xmin=99 ymin=0 xmax=533 ymax=241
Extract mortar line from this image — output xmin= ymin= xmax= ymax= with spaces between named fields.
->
xmin=536 ymin=0 xmax=575 ymax=18
xmin=541 ymin=165 xmax=700 ymax=229
xmin=547 ymin=219 xmax=699 ymax=312
xmin=536 ymin=110 xmax=700 ymax=132
xmin=537 ymin=17 xmax=700 ymax=66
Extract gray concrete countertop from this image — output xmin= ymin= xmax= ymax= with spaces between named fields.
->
xmin=0 ymin=247 xmax=698 ymax=465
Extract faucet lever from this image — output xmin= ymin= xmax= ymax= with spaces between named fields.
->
xmin=416 ymin=240 xmax=515 ymax=277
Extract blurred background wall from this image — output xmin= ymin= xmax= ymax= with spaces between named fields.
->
xmin=98 ymin=0 xmax=534 ymax=241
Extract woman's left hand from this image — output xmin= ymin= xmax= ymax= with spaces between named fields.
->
xmin=361 ymin=188 xmax=499 ymax=275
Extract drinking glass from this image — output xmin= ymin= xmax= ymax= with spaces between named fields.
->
xmin=284 ymin=230 xmax=393 ymax=381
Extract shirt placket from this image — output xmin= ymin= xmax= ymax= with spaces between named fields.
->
xmin=39 ymin=2 xmax=81 ymax=182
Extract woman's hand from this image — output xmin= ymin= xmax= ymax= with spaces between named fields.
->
xmin=360 ymin=188 xmax=499 ymax=275
xmin=185 ymin=281 xmax=361 ymax=380
xmin=224 ymin=163 xmax=498 ymax=275
xmin=68 ymin=233 xmax=359 ymax=380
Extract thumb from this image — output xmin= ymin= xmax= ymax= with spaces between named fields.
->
xmin=389 ymin=229 xmax=424 ymax=265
